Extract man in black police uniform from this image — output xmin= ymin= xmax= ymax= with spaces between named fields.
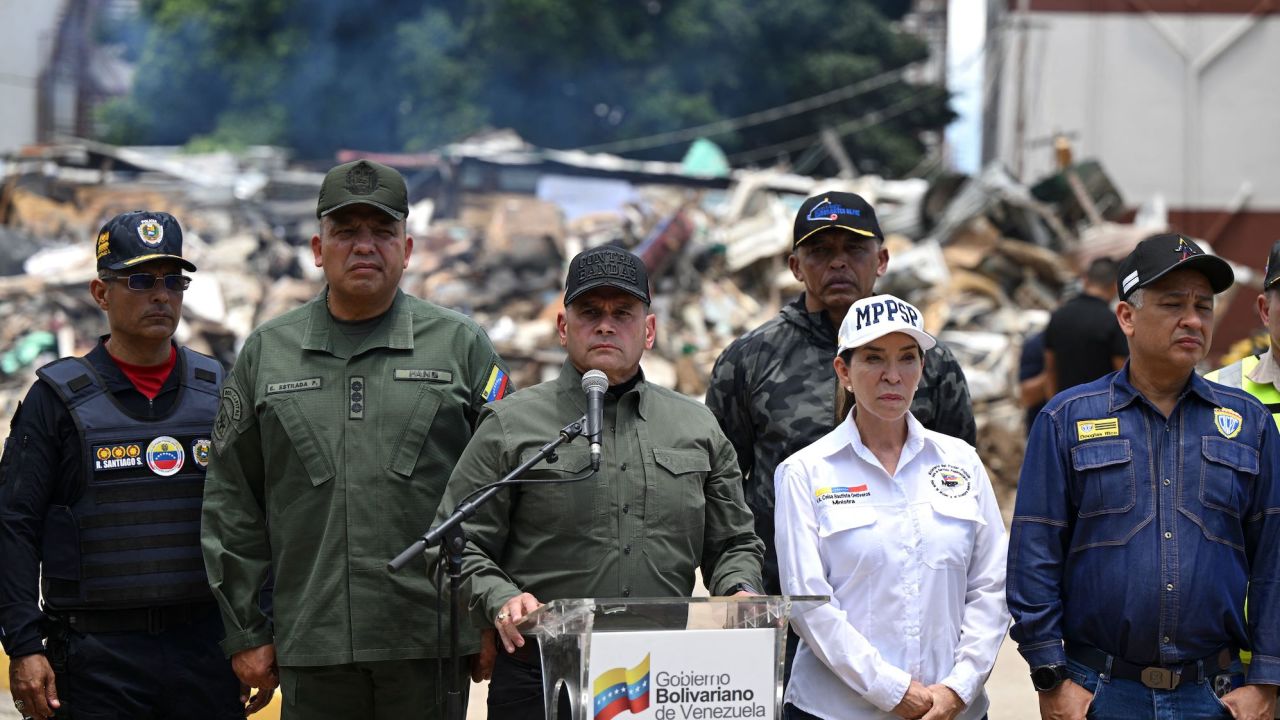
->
xmin=0 ymin=211 xmax=266 ymax=719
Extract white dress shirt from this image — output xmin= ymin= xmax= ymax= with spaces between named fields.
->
xmin=775 ymin=412 xmax=1009 ymax=719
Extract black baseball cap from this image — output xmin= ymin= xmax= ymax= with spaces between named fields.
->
xmin=95 ymin=210 xmax=196 ymax=273
xmin=316 ymin=159 xmax=408 ymax=221
xmin=1263 ymin=240 xmax=1280 ymax=291
xmin=793 ymin=191 xmax=883 ymax=249
xmin=564 ymin=246 xmax=651 ymax=306
xmin=1116 ymin=232 xmax=1234 ymax=302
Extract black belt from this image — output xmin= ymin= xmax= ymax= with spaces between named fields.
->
xmin=49 ymin=602 xmax=217 ymax=634
xmin=1067 ymin=643 xmax=1236 ymax=691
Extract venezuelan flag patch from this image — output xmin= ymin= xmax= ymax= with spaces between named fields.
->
xmin=483 ymin=365 xmax=509 ymax=402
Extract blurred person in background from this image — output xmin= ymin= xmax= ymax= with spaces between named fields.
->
xmin=0 ymin=211 xmax=261 ymax=720
xmin=1043 ymin=257 xmax=1127 ymax=396
xmin=1018 ymin=330 xmax=1050 ymax=436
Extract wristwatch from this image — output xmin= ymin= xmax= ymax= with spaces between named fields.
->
xmin=727 ymin=583 xmax=760 ymax=595
xmin=1031 ymin=664 xmax=1069 ymax=692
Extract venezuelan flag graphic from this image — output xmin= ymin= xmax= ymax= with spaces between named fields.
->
xmin=484 ymin=365 xmax=510 ymax=402
xmin=593 ymin=653 xmax=651 ymax=720
xmin=814 ymin=484 xmax=868 ymax=498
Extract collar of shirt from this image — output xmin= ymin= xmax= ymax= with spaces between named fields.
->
xmin=302 ymin=288 xmax=414 ymax=356
xmin=554 ymin=360 xmax=651 ymax=421
xmin=1248 ymin=348 xmax=1280 ymax=386
xmin=806 ymin=411 xmax=935 ymax=488
xmin=1108 ymin=361 xmax=1220 ymax=415
xmin=87 ymin=337 xmax=183 ymax=411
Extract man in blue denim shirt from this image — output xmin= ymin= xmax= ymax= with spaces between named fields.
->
xmin=1009 ymin=233 xmax=1280 ymax=720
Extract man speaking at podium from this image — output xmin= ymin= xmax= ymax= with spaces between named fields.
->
xmin=435 ymin=246 xmax=765 ymax=720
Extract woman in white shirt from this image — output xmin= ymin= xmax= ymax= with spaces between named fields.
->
xmin=775 ymin=294 xmax=1009 ymax=720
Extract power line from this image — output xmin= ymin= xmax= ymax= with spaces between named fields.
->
xmin=572 ymin=62 xmax=917 ymax=155
xmin=726 ymin=90 xmax=940 ymax=165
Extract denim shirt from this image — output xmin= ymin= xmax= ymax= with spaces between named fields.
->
xmin=1008 ymin=365 xmax=1280 ymax=685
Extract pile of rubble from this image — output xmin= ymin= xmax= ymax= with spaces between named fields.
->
xmin=0 ymin=135 xmax=1230 ymax=493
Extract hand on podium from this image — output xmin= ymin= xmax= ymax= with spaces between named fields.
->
xmin=494 ymin=592 xmax=543 ymax=653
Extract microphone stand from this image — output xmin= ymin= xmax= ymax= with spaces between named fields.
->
xmin=388 ymin=415 xmax=589 ymax=720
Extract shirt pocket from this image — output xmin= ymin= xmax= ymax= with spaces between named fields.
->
xmin=923 ymin=497 xmax=984 ymax=570
xmin=1182 ymin=436 xmax=1256 ymax=550
xmin=1069 ymin=439 xmax=1147 ymax=552
xmin=385 ymin=386 xmax=443 ymax=478
xmin=1071 ymin=439 xmax=1136 ymax=516
xmin=652 ymin=447 xmax=711 ymax=532
xmin=266 ymin=396 xmax=336 ymax=515
xmin=817 ymin=504 xmax=885 ymax=577
xmin=513 ymin=447 xmax=597 ymax=536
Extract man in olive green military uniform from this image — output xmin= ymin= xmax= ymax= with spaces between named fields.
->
xmin=201 ymin=159 xmax=512 ymax=719
xmin=437 ymin=246 xmax=764 ymax=720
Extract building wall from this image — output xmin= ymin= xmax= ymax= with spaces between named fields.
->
xmin=0 ymin=0 xmax=65 ymax=153
xmin=995 ymin=6 xmax=1280 ymax=214
xmin=989 ymin=2 xmax=1280 ymax=359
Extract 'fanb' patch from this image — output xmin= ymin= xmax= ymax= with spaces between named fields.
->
xmin=1215 ymin=408 xmax=1243 ymax=439
xmin=1076 ymin=418 xmax=1120 ymax=441
xmin=484 ymin=366 xmax=509 ymax=402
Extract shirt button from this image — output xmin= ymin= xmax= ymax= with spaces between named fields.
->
xmin=1163 ymin=636 xmax=1171 ymax=643
xmin=622 ymin=587 xmax=631 ymax=597
xmin=623 ymin=504 xmax=630 ymax=514
xmin=620 ymin=463 xmax=628 ymax=471
xmin=1164 ymin=532 xmax=1173 ymax=539
xmin=624 ymin=545 xmax=631 ymax=555
xmin=1163 ymin=478 xmax=1171 ymax=486
xmin=1166 ymin=583 xmax=1174 ymax=591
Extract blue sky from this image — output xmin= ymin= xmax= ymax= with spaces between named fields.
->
xmin=946 ymin=0 xmax=987 ymax=174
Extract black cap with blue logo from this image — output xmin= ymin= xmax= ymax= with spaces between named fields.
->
xmin=793 ymin=191 xmax=883 ymax=250
xmin=95 ymin=210 xmax=196 ymax=273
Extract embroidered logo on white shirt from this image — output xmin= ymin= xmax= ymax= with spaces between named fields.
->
xmin=928 ymin=464 xmax=972 ymax=498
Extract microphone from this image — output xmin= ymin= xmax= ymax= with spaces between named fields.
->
xmin=581 ymin=369 xmax=608 ymax=471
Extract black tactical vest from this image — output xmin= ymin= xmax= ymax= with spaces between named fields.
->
xmin=35 ymin=348 xmax=222 ymax=609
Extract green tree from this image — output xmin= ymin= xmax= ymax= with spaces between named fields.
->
xmin=104 ymin=0 xmax=953 ymax=175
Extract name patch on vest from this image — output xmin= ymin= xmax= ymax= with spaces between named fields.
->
xmin=266 ymin=378 xmax=322 ymax=395
xmin=93 ymin=443 xmax=144 ymax=472
xmin=394 ymin=369 xmax=453 ymax=383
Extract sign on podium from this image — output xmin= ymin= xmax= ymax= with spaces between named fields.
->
xmin=516 ymin=596 xmax=827 ymax=720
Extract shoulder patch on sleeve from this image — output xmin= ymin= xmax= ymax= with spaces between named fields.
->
xmin=482 ymin=365 xmax=509 ymax=402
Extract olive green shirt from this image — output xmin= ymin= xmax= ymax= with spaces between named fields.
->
xmin=438 ymin=362 xmax=764 ymax=627
xmin=201 ymin=289 xmax=511 ymax=666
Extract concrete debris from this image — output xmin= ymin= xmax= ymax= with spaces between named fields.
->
xmin=0 ymin=137 xmax=1201 ymax=493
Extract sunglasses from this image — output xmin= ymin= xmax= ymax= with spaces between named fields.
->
xmin=104 ymin=273 xmax=192 ymax=292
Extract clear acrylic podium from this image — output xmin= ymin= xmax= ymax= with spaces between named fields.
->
xmin=516 ymin=596 xmax=827 ymax=720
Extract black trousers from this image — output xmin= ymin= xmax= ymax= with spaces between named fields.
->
xmin=488 ymin=646 xmax=572 ymax=720
xmin=279 ymin=657 xmax=466 ymax=720
xmin=45 ymin=608 xmax=241 ymax=720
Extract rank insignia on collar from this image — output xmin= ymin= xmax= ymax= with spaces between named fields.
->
xmin=1214 ymin=407 xmax=1243 ymax=439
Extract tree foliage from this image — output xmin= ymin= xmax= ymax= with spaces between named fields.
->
xmin=102 ymin=0 xmax=953 ymax=176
